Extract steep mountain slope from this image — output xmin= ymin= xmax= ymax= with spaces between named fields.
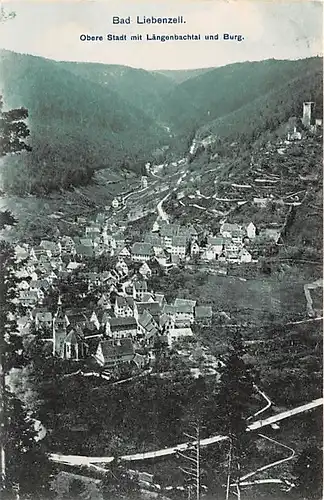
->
xmin=197 ymin=66 xmax=323 ymax=143
xmin=0 ymin=50 xmax=169 ymax=193
xmin=59 ymin=61 xmax=176 ymax=122
xmin=160 ymin=58 xmax=323 ymax=136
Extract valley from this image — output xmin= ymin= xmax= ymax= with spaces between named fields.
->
xmin=0 ymin=51 xmax=323 ymax=500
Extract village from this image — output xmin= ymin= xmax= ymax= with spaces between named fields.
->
xmin=8 ymin=101 xmax=322 ymax=381
xmin=10 ymin=209 xmax=264 ymax=378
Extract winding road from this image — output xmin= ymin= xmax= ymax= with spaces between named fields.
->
xmin=49 ymin=397 xmax=323 ymax=467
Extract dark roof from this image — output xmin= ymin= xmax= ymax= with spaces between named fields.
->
xmin=108 ymin=317 xmax=137 ymax=330
xmin=144 ymin=234 xmax=162 ymax=245
xmin=136 ymin=301 xmax=161 ymax=318
xmin=66 ymin=310 xmax=88 ymax=324
xmin=175 ymin=304 xmax=194 ymax=314
xmin=172 ymin=236 xmax=187 ymax=247
xmin=131 ymin=242 xmax=154 ymax=256
xmin=138 ymin=311 xmax=159 ymax=336
xmin=163 ymin=305 xmax=176 ymax=315
xmin=75 ymin=245 xmax=95 ymax=257
xmin=99 ymin=339 xmax=134 ymax=360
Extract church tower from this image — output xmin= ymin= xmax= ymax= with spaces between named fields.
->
xmin=52 ymin=296 xmax=67 ymax=356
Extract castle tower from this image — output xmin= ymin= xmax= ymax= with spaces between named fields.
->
xmin=302 ymin=102 xmax=315 ymax=128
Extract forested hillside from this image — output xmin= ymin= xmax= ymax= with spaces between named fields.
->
xmin=0 ymin=51 xmax=322 ymax=195
xmin=59 ymin=61 xmax=175 ymax=122
xmin=159 ymin=57 xmax=323 ymax=138
xmin=197 ymin=67 xmax=323 ymax=143
xmin=0 ymin=50 xmax=169 ymax=194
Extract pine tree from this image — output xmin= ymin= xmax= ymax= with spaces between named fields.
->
xmin=214 ymin=330 xmax=256 ymax=499
xmin=3 ymin=389 xmax=53 ymax=500
xmin=0 ymin=96 xmax=31 ymax=229
xmin=0 ymin=97 xmax=31 ymax=157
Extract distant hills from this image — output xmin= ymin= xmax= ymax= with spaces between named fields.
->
xmin=0 ymin=50 xmax=322 ymax=194
xmin=153 ymin=67 xmax=215 ymax=84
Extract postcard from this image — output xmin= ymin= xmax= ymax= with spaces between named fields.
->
xmin=0 ymin=1 xmax=322 ymax=499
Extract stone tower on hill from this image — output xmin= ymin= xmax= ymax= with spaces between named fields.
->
xmin=302 ymin=102 xmax=315 ymax=128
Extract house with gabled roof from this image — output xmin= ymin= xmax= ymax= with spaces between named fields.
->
xmin=65 ymin=310 xmax=89 ymax=329
xmin=153 ymin=292 xmax=166 ymax=308
xmin=89 ymin=309 xmax=103 ymax=330
xmin=134 ymin=301 xmax=161 ymax=323
xmin=29 ymin=246 xmax=49 ymax=262
xmin=105 ymin=317 xmax=137 ymax=339
xmin=159 ymin=311 xmax=175 ymax=335
xmin=141 ymin=292 xmax=155 ymax=303
xmin=207 ymin=236 xmax=224 ymax=256
xmin=139 ymin=262 xmax=152 ymax=279
xmin=132 ymin=279 xmax=148 ymax=301
xmin=131 ymin=242 xmax=154 ymax=262
xmin=170 ymin=236 xmax=187 ymax=259
xmin=114 ymin=295 xmax=134 ymax=318
xmin=40 ymin=240 xmax=61 ymax=256
xmin=201 ymin=246 xmax=216 ymax=261
xmin=95 ymin=338 xmax=135 ymax=367
xmin=60 ymin=236 xmax=76 ymax=255
xmin=137 ymin=309 xmax=159 ymax=345
xmin=239 ymin=248 xmax=252 ymax=263
xmin=173 ymin=299 xmax=195 ymax=326
xmin=64 ymin=330 xmax=85 ymax=360
xmin=116 ymin=246 xmax=131 ymax=259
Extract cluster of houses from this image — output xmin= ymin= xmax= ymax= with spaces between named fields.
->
xmin=25 ymin=211 xmax=258 ymax=267
xmin=11 ymin=207 xmax=261 ymax=373
xmin=12 ymin=232 xmax=213 ymax=372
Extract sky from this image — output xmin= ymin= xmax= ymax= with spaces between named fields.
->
xmin=0 ymin=0 xmax=322 ymax=70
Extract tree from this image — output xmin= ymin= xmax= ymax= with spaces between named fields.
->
xmin=0 ymin=96 xmax=31 ymax=229
xmin=3 ymin=389 xmax=53 ymax=500
xmin=0 ymin=97 xmax=31 ymax=157
xmin=0 ymin=242 xmax=53 ymax=498
xmin=293 ymin=446 xmax=323 ymax=499
xmin=101 ymin=465 xmax=141 ymax=500
xmin=211 ymin=332 xmax=256 ymax=499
